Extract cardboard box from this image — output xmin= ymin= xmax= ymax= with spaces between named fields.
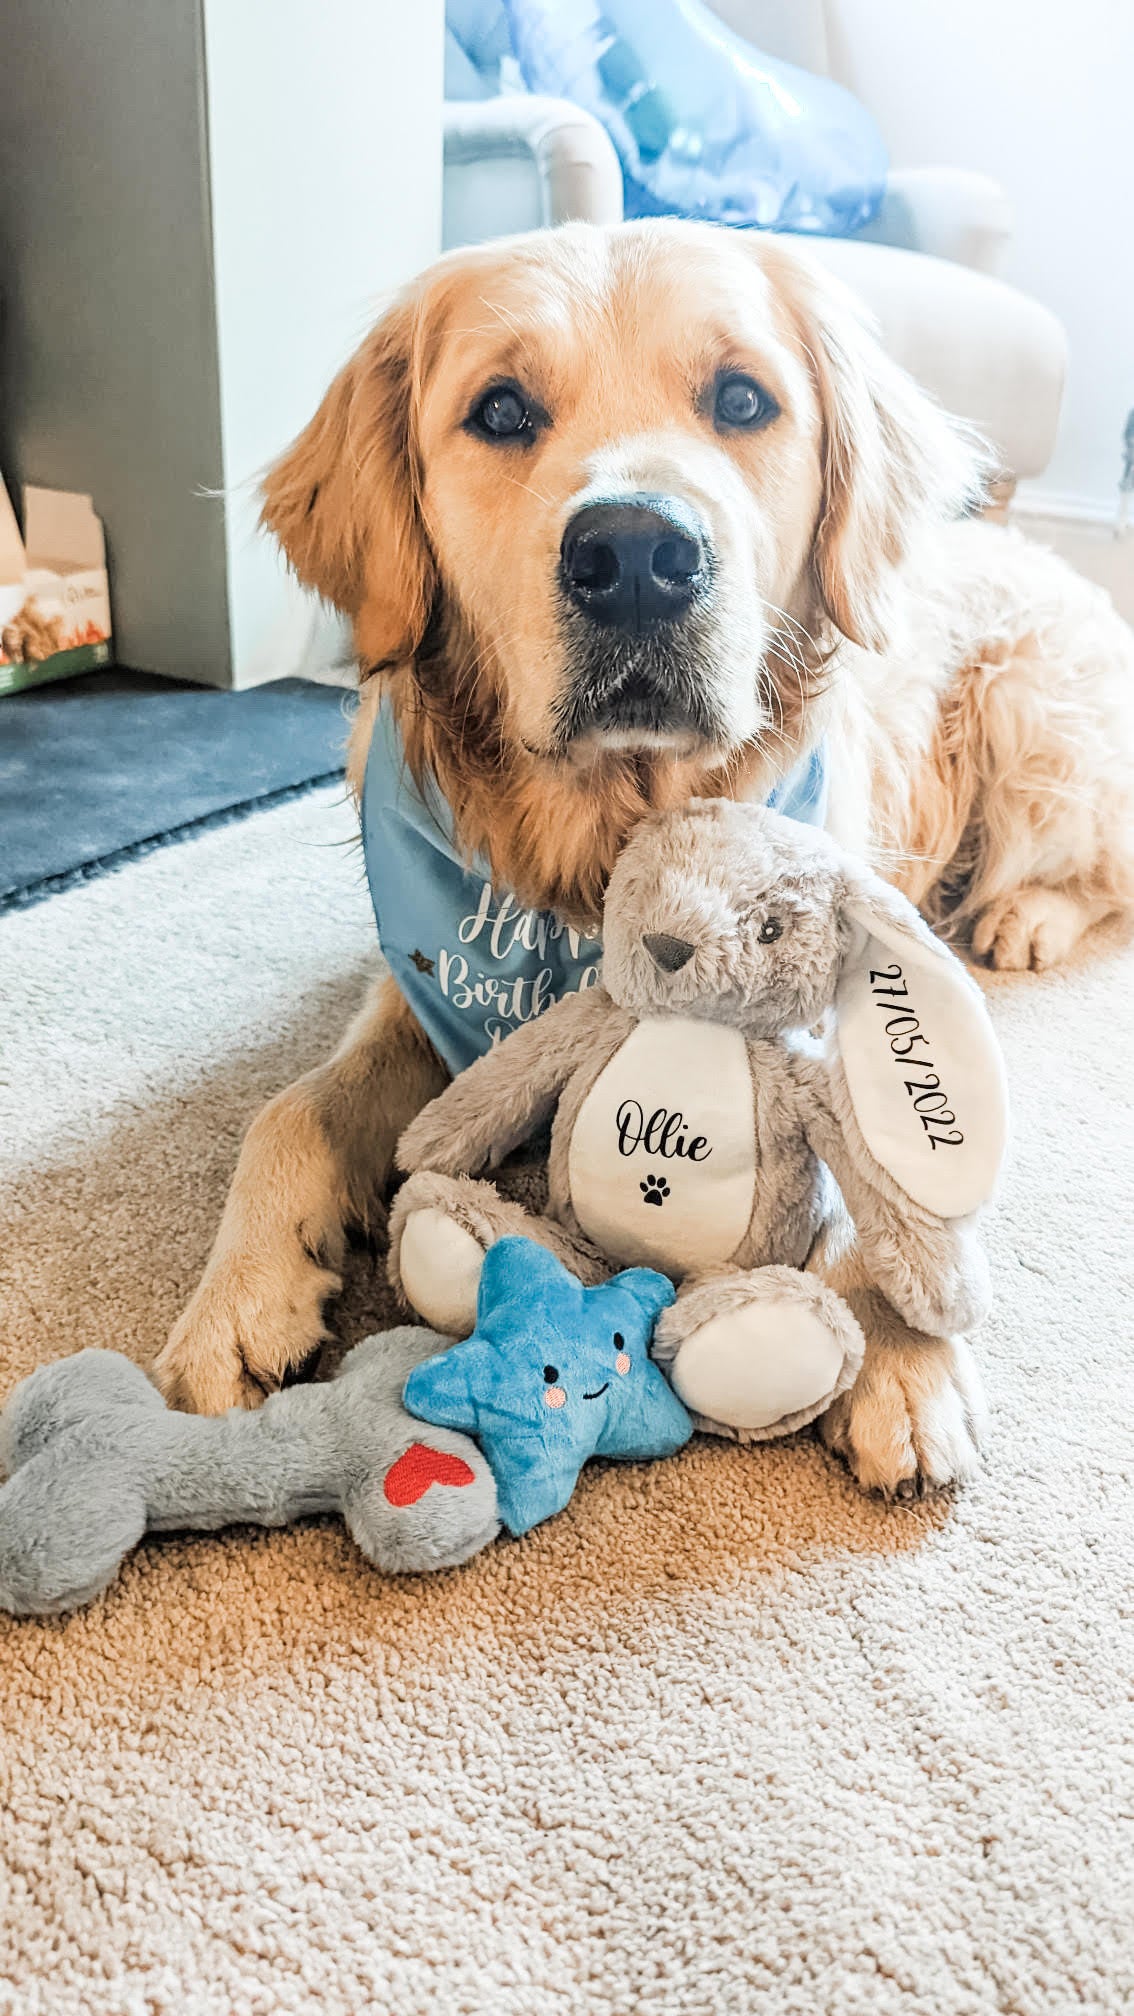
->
xmin=0 ymin=479 xmax=113 ymax=695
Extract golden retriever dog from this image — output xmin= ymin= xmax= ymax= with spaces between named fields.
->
xmin=156 ymin=220 xmax=1134 ymax=1495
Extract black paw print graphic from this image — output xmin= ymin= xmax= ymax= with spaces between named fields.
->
xmin=640 ymin=1173 xmax=670 ymax=1208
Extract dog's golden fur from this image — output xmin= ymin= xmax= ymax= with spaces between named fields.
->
xmin=157 ymin=222 xmax=1134 ymax=1491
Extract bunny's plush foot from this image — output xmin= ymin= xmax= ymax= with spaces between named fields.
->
xmin=389 ymin=1173 xmax=607 ymax=1336
xmin=395 ymin=1205 xmax=487 ymax=1338
xmin=653 ymin=1266 xmax=864 ymax=1441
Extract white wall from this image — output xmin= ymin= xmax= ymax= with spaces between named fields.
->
xmin=203 ymin=0 xmax=444 ymax=685
xmin=827 ymin=0 xmax=1134 ymax=519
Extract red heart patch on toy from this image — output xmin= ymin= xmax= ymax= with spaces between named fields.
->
xmin=383 ymin=1443 xmax=477 ymax=1508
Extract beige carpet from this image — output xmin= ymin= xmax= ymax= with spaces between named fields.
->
xmin=1 ymin=787 xmax=1132 ymax=2016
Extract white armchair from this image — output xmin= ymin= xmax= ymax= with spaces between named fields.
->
xmin=443 ymin=94 xmax=623 ymax=248
xmin=851 ymin=165 xmax=1014 ymax=276
xmin=708 ymin=1 xmax=1016 ymax=275
xmin=443 ymin=0 xmax=1065 ymax=488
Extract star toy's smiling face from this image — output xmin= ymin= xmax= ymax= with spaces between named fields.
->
xmin=403 ymin=1238 xmax=692 ymax=1536
xmin=540 ymin=1325 xmax=635 ymax=1414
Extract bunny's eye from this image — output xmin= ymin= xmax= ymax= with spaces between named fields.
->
xmin=758 ymin=917 xmax=783 ymax=943
xmin=543 ymin=1364 xmax=559 ymax=1383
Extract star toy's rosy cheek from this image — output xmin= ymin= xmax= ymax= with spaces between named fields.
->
xmin=543 ymin=1387 xmax=566 ymax=1409
xmin=615 ymin=1354 xmax=631 ymax=1376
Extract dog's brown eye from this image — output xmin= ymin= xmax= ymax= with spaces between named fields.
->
xmin=468 ymin=382 xmax=535 ymax=442
xmin=758 ymin=916 xmax=783 ymax=943
xmin=713 ymin=373 xmax=777 ymax=431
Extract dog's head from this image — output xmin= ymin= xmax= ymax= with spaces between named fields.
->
xmin=263 ymin=218 xmax=983 ymax=787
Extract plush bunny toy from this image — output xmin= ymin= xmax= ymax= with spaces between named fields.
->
xmin=390 ymin=800 xmax=1008 ymax=1442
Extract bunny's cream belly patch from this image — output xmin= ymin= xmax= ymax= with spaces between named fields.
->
xmin=568 ymin=1018 xmax=756 ymax=1275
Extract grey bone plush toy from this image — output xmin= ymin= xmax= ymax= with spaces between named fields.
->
xmin=0 ymin=1332 xmax=498 ymax=1616
xmin=391 ymin=799 xmax=1008 ymax=1441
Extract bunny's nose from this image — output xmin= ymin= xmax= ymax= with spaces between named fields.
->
xmin=643 ymin=932 xmax=696 ymax=973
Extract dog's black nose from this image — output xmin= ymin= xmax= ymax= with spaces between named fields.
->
xmin=643 ymin=932 xmax=696 ymax=973
xmin=560 ymin=495 xmax=707 ymax=631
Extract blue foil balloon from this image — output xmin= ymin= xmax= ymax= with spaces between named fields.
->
xmin=503 ymin=0 xmax=887 ymax=237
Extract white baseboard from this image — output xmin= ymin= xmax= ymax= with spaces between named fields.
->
xmin=1010 ymin=493 xmax=1134 ymax=624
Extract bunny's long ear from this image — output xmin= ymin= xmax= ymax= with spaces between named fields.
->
xmin=834 ymin=866 xmax=1008 ymax=1219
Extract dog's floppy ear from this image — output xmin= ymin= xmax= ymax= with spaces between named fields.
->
xmin=260 ymin=295 xmax=434 ymax=668
xmin=771 ymin=248 xmax=989 ymax=652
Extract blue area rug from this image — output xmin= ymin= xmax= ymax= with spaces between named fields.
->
xmin=0 ymin=670 xmax=353 ymax=907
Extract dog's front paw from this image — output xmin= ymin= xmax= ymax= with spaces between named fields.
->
xmin=972 ymin=886 xmax=1091 ymax=971
xmin=819 ymin=1331 xmax=988 ymax=1499
xmin=155 ymin=1241 xmax=341 ymax=1414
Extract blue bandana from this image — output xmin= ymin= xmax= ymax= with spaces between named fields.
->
xmin=362 ymin=699 xmax=828 ymax=1077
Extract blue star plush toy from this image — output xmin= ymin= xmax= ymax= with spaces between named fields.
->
xmin=403 ymin=1238 xmax=692 ymax=1536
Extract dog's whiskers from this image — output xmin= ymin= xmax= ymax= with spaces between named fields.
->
xmin=497 ymin=470 xmax=556 ymax=510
